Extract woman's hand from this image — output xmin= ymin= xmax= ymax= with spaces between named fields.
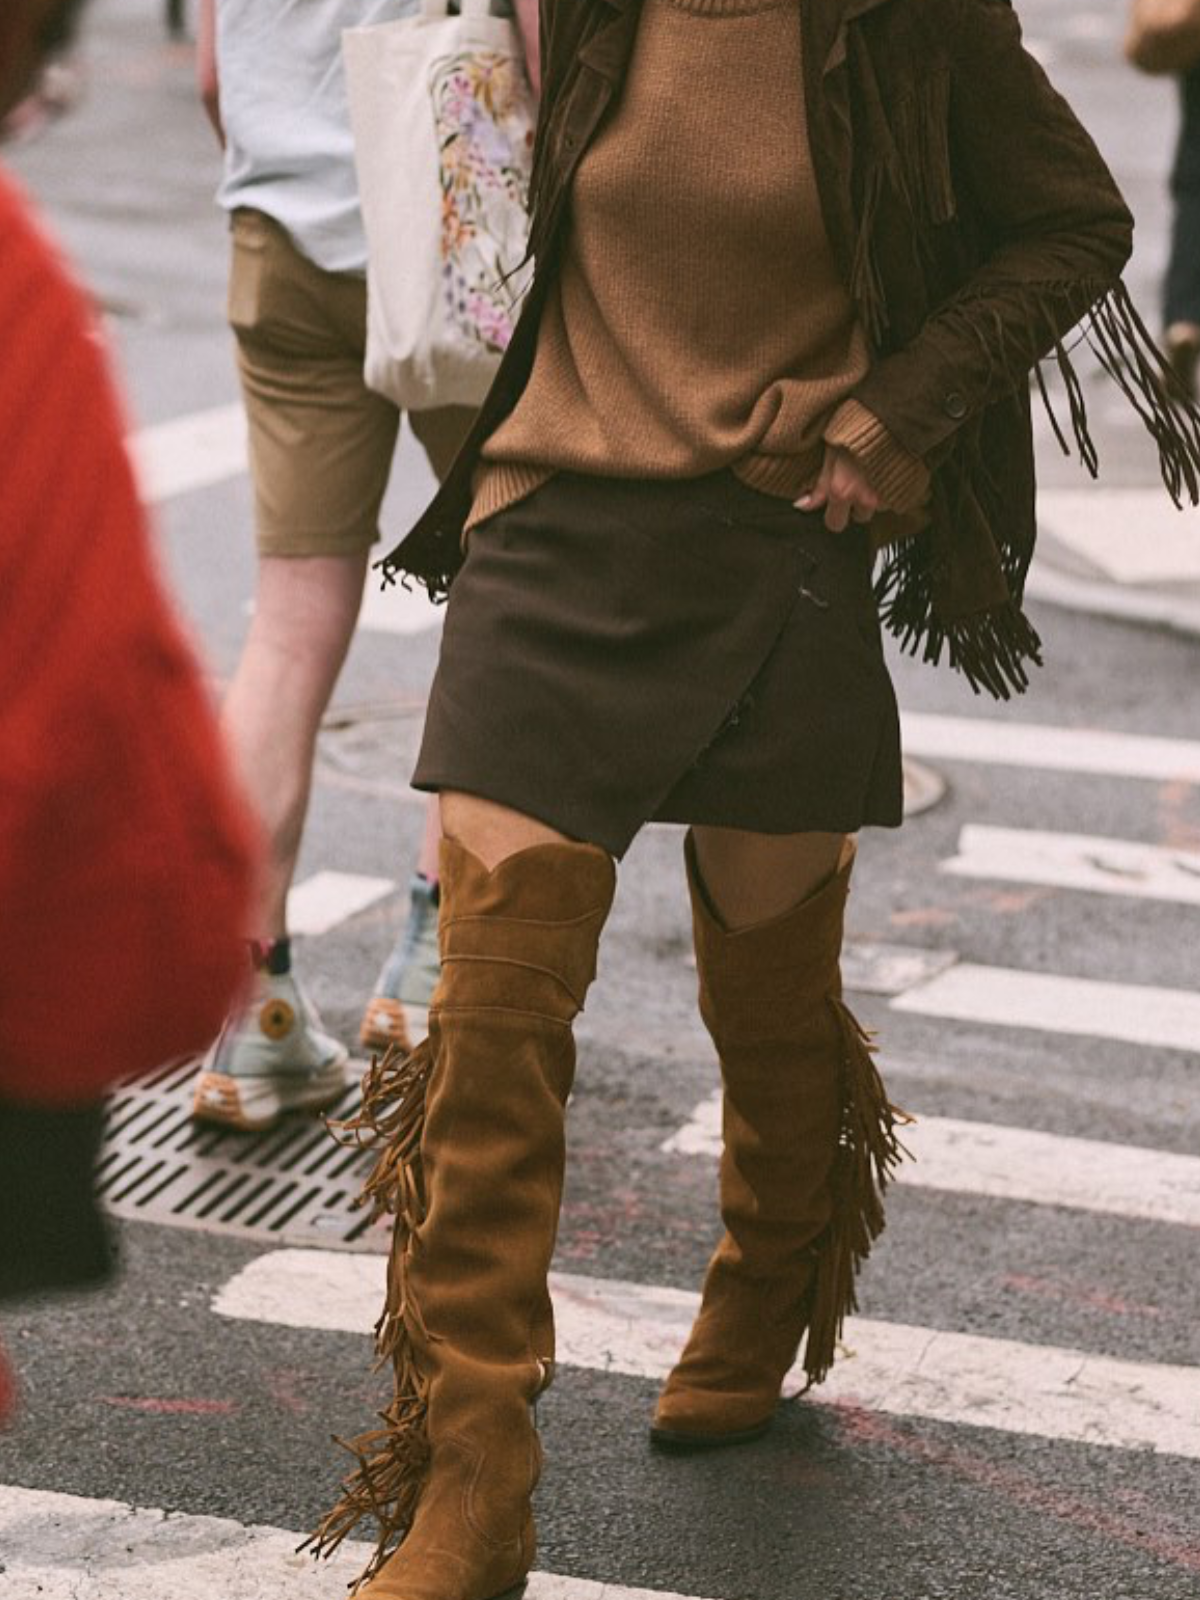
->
xmin=797 ymin=446 xmax=879 ymax=532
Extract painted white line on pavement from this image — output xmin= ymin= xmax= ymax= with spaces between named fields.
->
xmin=901 ymin=711 xmax=1200 ymax=785
xmin=286 ymin=871 xmax=397 ymax=938
xmin=662 ymin=1093 xmax=1200 ymax=1229
xmin=1037 ymin=489 xmax=1200 ymax=587
xmin=0 ymin=1485 xmax=712 ymax=1600
xmin=214 ymin=1253 xmax=1200 ymax=1460
xmin=128 ymin=403 xmax=248 ymax=504
xmin=841 ymin=940 xmax=959 ymax=996
xmin=942 ymin=824 xmax=1200 ymax=906
xmin=358 ymin=577 xmax=446 ymax=637
xmin=892 ymin=963 xmax=1200 ymax=1054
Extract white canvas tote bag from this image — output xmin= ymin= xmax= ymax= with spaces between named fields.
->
xmin=343 ymin=0 xmax=536 ymax=410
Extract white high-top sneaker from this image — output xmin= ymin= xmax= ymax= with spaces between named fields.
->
xmin=192 ymin=972 xmax=349 ymax=1132
xmin=358 ymin=874 xmax=441 ymax=1055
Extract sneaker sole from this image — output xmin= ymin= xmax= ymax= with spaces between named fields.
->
xmin=191 ymin=1062 xmax=349 ymax=1133
xmin=358 ymin=999 xmax=428 ymax=1057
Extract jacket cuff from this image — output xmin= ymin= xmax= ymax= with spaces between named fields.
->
xmin=824 ymin=398 xmax=931 ymax=514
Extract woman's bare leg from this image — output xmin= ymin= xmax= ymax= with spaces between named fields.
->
xmin=689 ymin=825 xmax=853 ymax=930
xmin=439 ymin=790 xmax=574 ymax=871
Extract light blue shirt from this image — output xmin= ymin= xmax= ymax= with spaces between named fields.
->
xmin=216 ymin=0 xmax=514 ymax=276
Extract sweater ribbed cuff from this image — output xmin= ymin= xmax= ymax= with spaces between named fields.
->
xmin=824 ymin=398 xmax=930 ymax=514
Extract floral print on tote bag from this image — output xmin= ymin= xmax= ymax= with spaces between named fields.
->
xmin=430 ymin=49 xmax=535 ymax=355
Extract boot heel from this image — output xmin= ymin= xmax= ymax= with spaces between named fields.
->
xmin=649 ymin=1415 xmax=774 ymax=1453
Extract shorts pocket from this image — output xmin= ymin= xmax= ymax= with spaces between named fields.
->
xmin=227 ymin=209 xmax=272 ymax=334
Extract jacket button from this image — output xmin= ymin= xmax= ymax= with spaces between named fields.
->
xmin=943 ymin=391 xmax=968 ymax=420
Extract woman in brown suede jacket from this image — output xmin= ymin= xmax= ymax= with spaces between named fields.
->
xmin=312 ymin=3 xmax=1200 ymax=1598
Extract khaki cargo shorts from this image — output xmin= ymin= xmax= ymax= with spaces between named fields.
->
xmin=228 ymin=208 xmax=474 ymax=557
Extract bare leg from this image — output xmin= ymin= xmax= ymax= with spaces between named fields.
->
xmin=401 ymin=408 xmax=477 ymax=888
xmin=690 ymin=825 xmax=853 ymax=931
xmin=223 ymin=551 xmax=369 ymax=935
xmin=416 ymin=796 xmax=442 ymax=883
xmin=439 ymin=791 xmax=573 ymax=872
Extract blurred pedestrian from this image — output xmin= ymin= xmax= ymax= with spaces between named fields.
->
xmin=191 ymin=0 xmax=538 ymax=1134
xmin=1165 ymin=67 xmax=1200 ymax=394
xmin=0 ymin=0 xmax=256 ymax=1414
xmin=307 ymin=2 xmax=1200 ymax=1597
xmin=1125 ymin=0 xmax=1200 ymax=392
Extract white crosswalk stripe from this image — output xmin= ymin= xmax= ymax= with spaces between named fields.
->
xmin=0 ymin=1485 xmax=712 ymax=1600
xmin=357 ymin=577 xmax=446 ymax=637
xmin=129 ymin=404 xmax=444 ymax=638
xmin=128 ymin=403 xmax=248 ymax=504
xmin=891 ymin=962 xmax=1200 ymax=1052
xmin=901 ymin=710 xmax=1200 ymax=784
xmin=286 ymin=871 xmax=397 ymax=938
xmin=941 ymin=824 xmax=1200 ymax=905
xmin=213 ymin=1252 xmax=1200 ymax=1461
xmin=661 ymin=1095 xmax=1200 ymax=1229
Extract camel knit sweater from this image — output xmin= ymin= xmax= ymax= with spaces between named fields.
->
xmin=469 ymin=0 xmax=929 ymax=531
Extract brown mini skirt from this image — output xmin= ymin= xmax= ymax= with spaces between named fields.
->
xmin=412 ymin=470 xmax=903 ymax=858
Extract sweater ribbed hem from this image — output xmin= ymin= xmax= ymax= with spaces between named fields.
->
xmin=824 ymin=398 xmax=931 ymax=514
xmin=469 ymin=447 xmax=826 ymax=537
xmin=466 ymin=460 xmax=556 ymax=535
xmin=733 ymin=446 xmax=824 ymax=502
xmin=664 ymin=0 xmax=792 ymax=14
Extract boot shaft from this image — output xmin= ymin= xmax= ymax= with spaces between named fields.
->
xmin=312 ymin=838 xmax=616 ymax=1595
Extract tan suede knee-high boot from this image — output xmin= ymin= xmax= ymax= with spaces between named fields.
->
xmin=309 ymin=837 xmax=615 ymax=1599
xmin=651 ymin=833 xmax=908 ymax=1450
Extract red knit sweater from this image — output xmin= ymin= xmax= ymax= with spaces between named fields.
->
xmin=0 ymin=169 xmax=256 ymax=1106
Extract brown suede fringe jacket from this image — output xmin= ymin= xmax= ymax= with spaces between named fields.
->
xmin=381 ymin=0 xmax=1200 ymax=700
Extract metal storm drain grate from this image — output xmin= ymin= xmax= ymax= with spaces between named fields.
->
xmin=96 ymin=1057 xmax=384 ymax=1251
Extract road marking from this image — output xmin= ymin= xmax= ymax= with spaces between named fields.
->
xmin=215 ymin=1253 xmax=1200 ymax=1460
xmin=942 ymin=824 xmax=1200 ymax=906
xmin=286 ymin=872 xmax=396 ymax=937
xmin=662 ymin=1095 xmax=1200 ymax=1229
xmin=0 ymin=1485 xmax=713 ymax=1600
xmin=1038 ymin=489 xmax=1200 ymax=587
xmin=840 ymin=940 xmax=959 ymax=995
xmin=128 ymin=403 xmax=248 ymax=503
xmin=358 ymin=577 xmax=446 ymax=637
xmin=901 ymin=712 xmax=1200 ymax=784
xmin=129 ymin=407 xmax=442 ymax=639
xmin=892 ymin=963 xmax=1200 ymax=1053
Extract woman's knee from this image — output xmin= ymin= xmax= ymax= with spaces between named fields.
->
xmin=439 ymin=791 xmax=574 ymax=871
xmin=690 ymin=825 xmax=852 ymax=931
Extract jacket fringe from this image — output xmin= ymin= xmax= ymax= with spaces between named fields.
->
xmin=893 ymin=68 xmax=956 ymax=230
xmin=850 ymin=159 xmax=892 ymax=348
xmin=302 ymin=1041 xmax=435 ymax=1591
xmin=1041 ymin=279 xmax=1200 ymax=507
xmin=802 ymin=1001 xmax=911 ymax=1388
xmin=874 ymin=532 xmax=1045 ymax=701
xmin=875 ymin=278 xmax=1200 ymax=698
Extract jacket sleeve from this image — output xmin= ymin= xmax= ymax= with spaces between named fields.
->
xmin=851 ymin=0 xmax=1133 ymax=465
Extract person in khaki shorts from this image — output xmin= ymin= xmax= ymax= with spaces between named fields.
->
xmin=192 ymin=0 xmax=536 ymax=1132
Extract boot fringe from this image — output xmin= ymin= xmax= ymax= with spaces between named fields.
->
xmin=304 ymin=1039 xmax=435 ymax=1588
xmin=802 ymin=1003 xmax=912 ymax=1389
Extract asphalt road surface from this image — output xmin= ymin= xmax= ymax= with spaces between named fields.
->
xmin=3 ymin=3 xmax=1200 ymax=1598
